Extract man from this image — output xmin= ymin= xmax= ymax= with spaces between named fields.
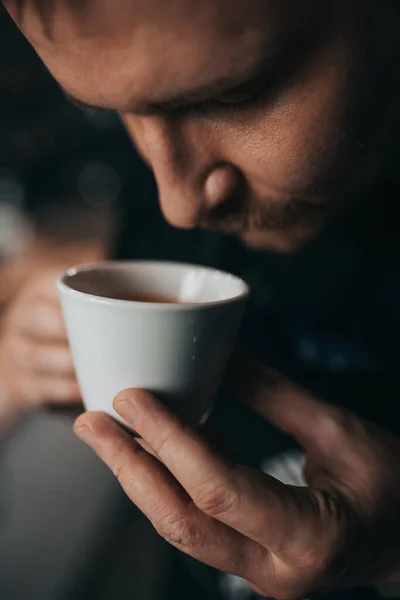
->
xmin=3 ymin=1 xmax=400 ymax=598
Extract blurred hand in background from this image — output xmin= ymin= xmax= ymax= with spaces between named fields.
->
xmin=0 ymin=267 xmax=80 ymax=426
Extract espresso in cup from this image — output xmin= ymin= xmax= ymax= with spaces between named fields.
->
xmin=100 ymin=292 xmax=180 ymax=303
xmin=57 ymin=261 xmax=249 ymax=427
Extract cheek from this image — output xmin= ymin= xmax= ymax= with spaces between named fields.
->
xmin=214 ymin=33 xmax=355 ymax=196
xmin=217 ymin=97 xmax=346 ymax=197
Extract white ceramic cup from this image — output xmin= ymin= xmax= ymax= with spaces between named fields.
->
xmin=57 ymin=261 xmax=249 ymax=426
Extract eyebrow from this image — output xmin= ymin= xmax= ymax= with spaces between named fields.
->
xmin=148 ymin=57 xmax=277 ymax=112
xmin=62 ymin=43 xmax=288 ymax=117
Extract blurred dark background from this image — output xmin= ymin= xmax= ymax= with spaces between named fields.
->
xmin=1 ymin=5 xmax=400 ymax=600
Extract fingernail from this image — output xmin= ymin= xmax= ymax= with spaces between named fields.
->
xmin=114 ymin=399 xmax=138 ymax=424
xmin=75 ymin=425 xmax=96 ymax=448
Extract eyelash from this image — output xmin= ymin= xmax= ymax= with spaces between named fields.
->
xmin=199 ymin=69 xmax=285 ymax=117
xmin=190 ymin=83 xmax=273 ymax=117
xmin=214 ymin=88 xmax=268 ymax=110
xmin=178 ymin=91 xmax=254 ymax=119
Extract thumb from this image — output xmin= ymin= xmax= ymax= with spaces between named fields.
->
xmin=230 ymin=348 xmax=347 ymax=455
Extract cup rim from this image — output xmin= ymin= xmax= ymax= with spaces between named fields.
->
xmin=56 ymin=260 xmax=250 ymax=310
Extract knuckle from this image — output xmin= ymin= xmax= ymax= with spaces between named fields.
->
xmin=149 ymin=431 xmax=172 ymax=456
xmin=193 ymin=479 xmax=239 ymax=517
xmin=17 ymin=340 xmax=35 ymax=369
xmin=5 ymin=335 xmax=20 ymax=362
xmin=52 ymin=380 xmax=79 ymax=401
xmin=110 ymin=460 xmax=125 ymax=481
xmin=155 ymin=513 xmax=202 ymax=549
xmin=293 ymin=543 xmax=335 ymax=582
xmin=23 ymin=377 xmax=44 ymax=406
xmin=304 ymin=547 xmax=331 ymax=575
xmin=52 ymin=347 xmax=71 ymax=370
xmin=108 ymin=447 xmax=133 ymax=484
xmin=287 ymin=536 xmax=333 ymax=578
xmin=35 ymin=349 xmax=50 ymax=370
xmin=151 ymin=420 xmax=186 ymax=456
xmin=109 ymin=457 xmax=137 ymax=492
xmin=314 ymin=410 xmax=351 ymax=451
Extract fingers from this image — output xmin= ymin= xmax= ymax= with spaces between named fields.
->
xmin=74 ymin=412 xmax=269 ymax=582
xmin=230 ymin=348 xmax=348 ymax=454
xmin=17 ymin=372 xmax=80 ymax=406
xmin=10 ymin=300 xmax=67 ymax=341
xmin=34 ymin=374 xmax=80 ymax=404
xmin=8 ymin=334 xmax=75 ymax=376
xmin=25 ymin=268 xmax=63 ymax=302
xmin=112 ymin=390 xmax=319 ymax=558
xmin=0 ymin=268 xmax=79 ymax=410
xmin=0 ymin=331 xmax=79 ymax=407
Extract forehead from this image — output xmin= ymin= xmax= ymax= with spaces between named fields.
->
xmin=7 ymin=0 xmax=321 ymax=111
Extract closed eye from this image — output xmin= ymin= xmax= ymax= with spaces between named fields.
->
xmin=212 ymin=76 xmax=270 ymax=106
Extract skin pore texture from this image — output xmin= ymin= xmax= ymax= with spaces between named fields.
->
xmin=4 ymin=0 xmax=400 ymax=251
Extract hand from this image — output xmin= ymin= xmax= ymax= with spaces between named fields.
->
xmin=0 ymin=269 xmax=80 ymax=416
xmin=73 ymin=361 xmax=400 ymax=599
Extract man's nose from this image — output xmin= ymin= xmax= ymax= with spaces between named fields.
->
xmin=127 ymin=114 xmax=240 ymax=228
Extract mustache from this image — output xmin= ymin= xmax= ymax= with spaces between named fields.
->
xmin=199 ymin=192 xmax=328 ymax=232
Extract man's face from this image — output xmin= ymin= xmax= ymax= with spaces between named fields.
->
xmin=5 ymin=0 xmax=400 ymax=250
